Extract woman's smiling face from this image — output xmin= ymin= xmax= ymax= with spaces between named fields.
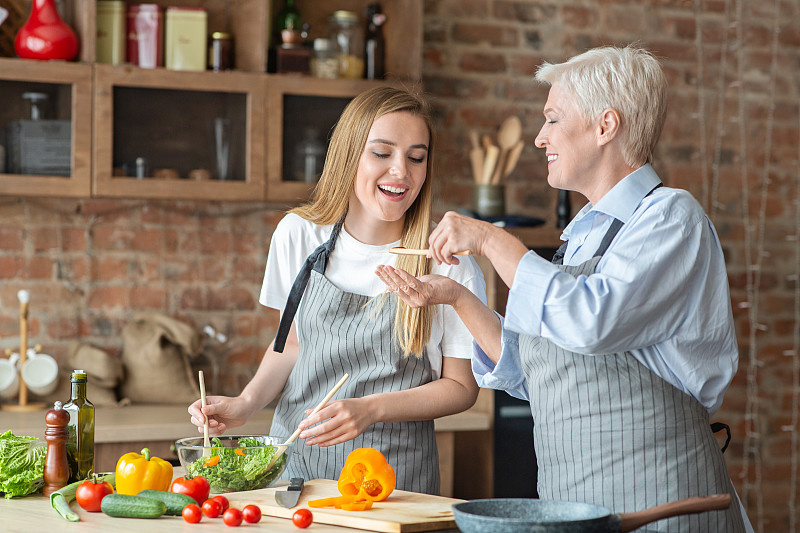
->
xmin=534 ymin=83 xmax=599 ymax=193
xmin=347 ymin=111 xmax=429 ymax=243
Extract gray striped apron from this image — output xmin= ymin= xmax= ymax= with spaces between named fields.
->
xmin=269 ymin=225 xmax=440 ymax=494
xmin=519 ymin=219 xmax=745 ymax=532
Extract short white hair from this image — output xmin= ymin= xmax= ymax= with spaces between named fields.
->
xmin=535 ymin=45 xmax=668 ymax=167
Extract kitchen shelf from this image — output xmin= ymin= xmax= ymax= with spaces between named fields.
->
xmin=0 ymin=58 xmax=92 ymax=197
xmin=265 ymin=75 xmax=390 ymax=203
xmin=0 ymin=0 xmax=422 ymax=203
xmin=93 ymin=64 xmax=266 ymax=201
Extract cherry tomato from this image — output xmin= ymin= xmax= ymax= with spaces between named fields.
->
xmin=182 ymin=503 xmax=203 ymax=523
xmin=213 ymin=495 xmax=230 ymax=512
xmin=75 ymin=477 xmax=114 ymax=512
xmin=202 ymin=498 xmax=223 ymax=518
xmin=242 ymin=504 xmax=262 ymax=523
xmin=170 ymin=475 xmax=211 ymax=505
xmin=223 ymin=507 xmax=243 ymax=527
xmin=292 ymin=508 xmax=313 ymax=528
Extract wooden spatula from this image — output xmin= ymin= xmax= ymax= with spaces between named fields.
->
xmin=390 ymin=247 xmax=471 ymax=256
xmin=265 ymin=373 xmax=350 ymax=471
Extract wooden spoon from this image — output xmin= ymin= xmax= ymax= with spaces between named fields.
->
xmin=265 ymin=373 xmax=350 ymax=471
xmin=498 ymin=139 xmax=524 ymax=183
xmin=490 ymin=116 xmax=522 ymax=185
xmin=199 ymin=370 xmax=211 ymax=456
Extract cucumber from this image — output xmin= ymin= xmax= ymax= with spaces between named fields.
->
xmin=101 ymin=494 xmax=167 ymax=518
xmin=136 ymin=490 xmax=196 ymax=516
xmin=51 ymin=472 xmax=116 ymax=522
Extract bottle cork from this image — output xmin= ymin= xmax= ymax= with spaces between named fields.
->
xmin=44 ymin=401 xmax=71 ymax=497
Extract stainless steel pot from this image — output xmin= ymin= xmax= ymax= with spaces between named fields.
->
xmin=452 ymin=493 xmax=731 ymax=533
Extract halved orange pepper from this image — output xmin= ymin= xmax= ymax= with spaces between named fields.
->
xmin=204 ymin=455 xmax=220 ymax=467
xmin=235 ymin=448 xmax=246 ymax=456
xmin=337 ymin=448 xmax=396 ymax=502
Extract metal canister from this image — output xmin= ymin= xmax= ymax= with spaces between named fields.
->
xmin=208 ymin=32 xmax=234 ymax=71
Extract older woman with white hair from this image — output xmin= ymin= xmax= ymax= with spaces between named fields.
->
xmin=377 ymin=45 xmax=752 ymax=531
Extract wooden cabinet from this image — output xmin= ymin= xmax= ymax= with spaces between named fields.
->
xmin=0 ymin=58 xmax=92 ymax=197
xmin=0 ymin=0 xmax=422 ymax=202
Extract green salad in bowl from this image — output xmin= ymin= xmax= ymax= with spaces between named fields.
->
xmin=175 ymin=435 xmax=291 ymax=493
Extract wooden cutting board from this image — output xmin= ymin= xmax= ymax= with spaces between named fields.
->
xmin=224 ymin=478 xmax=464 ymax=532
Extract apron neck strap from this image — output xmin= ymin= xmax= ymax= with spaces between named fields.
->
xmin=273 ymin=219 xmax=344 ymax=353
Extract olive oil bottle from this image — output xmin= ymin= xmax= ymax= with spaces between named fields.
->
xmin=64 ymin=369 xmax=95 ymax=482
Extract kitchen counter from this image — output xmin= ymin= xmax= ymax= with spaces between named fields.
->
xmin=1 ymin=403 xmax=490 ymax=498
xmin=0 ymin=475 xmax=461 ymax=533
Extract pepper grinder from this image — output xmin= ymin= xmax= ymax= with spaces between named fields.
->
xmin=44 ymin=401 xmax=70 ymax=497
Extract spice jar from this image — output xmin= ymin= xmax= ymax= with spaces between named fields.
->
xmin=311 ymin=38 xmax=338 ymax=79
xmin=328 ymin=10 xmax=363 ymax=79
xmin=208 ymin=31 xmax=234 ymax=71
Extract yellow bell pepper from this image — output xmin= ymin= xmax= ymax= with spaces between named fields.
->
xmin=115 ymin=447 xmax=173 ymax=495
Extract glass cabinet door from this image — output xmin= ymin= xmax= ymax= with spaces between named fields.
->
xmin=265 ymin=76 xmax=381 ymax=202
xmin=93 ymin=64 xmax=265 ymax=201
xmin=0 ymin=59 xmax=92 ymax=197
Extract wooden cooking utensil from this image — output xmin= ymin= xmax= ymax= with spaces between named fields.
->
xmin=481 ymin=144 xmax=499 ymax=185
xmin=390 ymin=247 xmax=471 ymax=256
xmin=468 ymin=130 xmax=484 ymax=184
xmin=266 ymin=373 xmax=350 ymax=471
xmin=490 ymin=116 xmax=522 ymax=185
xmin=497 ymin=139 xmax=524 ymax=183
xmin=199 ymin=370 xmax=211 ymax=456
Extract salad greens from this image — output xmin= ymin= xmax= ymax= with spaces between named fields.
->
xmin=0 ymin=430 xmax=47 ymax=498
xmin=186 ymin=437 xmax=287 ymax=493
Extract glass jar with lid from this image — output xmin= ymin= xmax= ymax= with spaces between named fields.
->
xmin=311 ymin=38 xmax=339 ymax=79
xmin=328 ymin=10 xmax=363 ymax=79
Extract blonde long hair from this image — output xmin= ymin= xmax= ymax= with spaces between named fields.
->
xmin=290 ymin=86 xmax=435 ymax=357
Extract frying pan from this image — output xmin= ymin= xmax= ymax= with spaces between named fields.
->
xmin=452 ymin=493 xmax=731 ymax=533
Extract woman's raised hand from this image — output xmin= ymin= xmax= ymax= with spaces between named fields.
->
xmin=428 ymin=211 xmax=495 ymax=265
xmin=375 ymin=265 xmax=464 ymax=308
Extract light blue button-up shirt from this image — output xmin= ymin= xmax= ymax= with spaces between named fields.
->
xmin=473 ymin=164 xmax=738 ymax=416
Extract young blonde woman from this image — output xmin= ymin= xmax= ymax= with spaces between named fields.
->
xmin=187 ymin=86 xmax=486 ymax=494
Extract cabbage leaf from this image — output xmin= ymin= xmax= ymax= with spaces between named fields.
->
xmin=0 ymin=430 xmax=47 ymax=498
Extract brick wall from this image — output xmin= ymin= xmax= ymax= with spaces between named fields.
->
xmin=0 ymin=0 xmax=797 ymax=530
xmin=423 ymin=1 xmax=800 ymax=530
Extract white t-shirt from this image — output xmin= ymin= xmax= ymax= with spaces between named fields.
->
xmin=260 ymin=213 xmax=488 ymax=378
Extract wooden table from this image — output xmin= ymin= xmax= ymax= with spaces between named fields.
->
xmin=0 ymin=403 xmax=490 ymax=498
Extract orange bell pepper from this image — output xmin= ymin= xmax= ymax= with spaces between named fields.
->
xmin=114 ymin=447 xmax=174 ymax=495
xmin=337 ymin=448 xmax=395 ymax=502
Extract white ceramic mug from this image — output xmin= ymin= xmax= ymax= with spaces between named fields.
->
xmin=21 ymin=351 xmax=59 ymax=396
xmin=0 ymin=353 xmax=20 ymax=400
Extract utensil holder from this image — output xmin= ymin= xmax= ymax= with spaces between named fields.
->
xmin=472 ymin=184 xmax=505 ymax=218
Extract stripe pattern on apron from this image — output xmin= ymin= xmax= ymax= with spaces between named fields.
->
xmin=519 ymin=222 xmax=746 ymax=532
xmin=270 ymin=270 xmax=440 ymax=495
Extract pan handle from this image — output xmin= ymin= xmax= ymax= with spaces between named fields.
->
xmin=618 ymin=493 xmax=731 ymax=532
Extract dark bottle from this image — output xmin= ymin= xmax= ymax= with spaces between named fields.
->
xmin=64 ymin=369 xmax=95 ymax=482
xmin=363 ymin=3 xmax=385 ymax=79
xmin=556 ymin=189 xmax=571 ymax=229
